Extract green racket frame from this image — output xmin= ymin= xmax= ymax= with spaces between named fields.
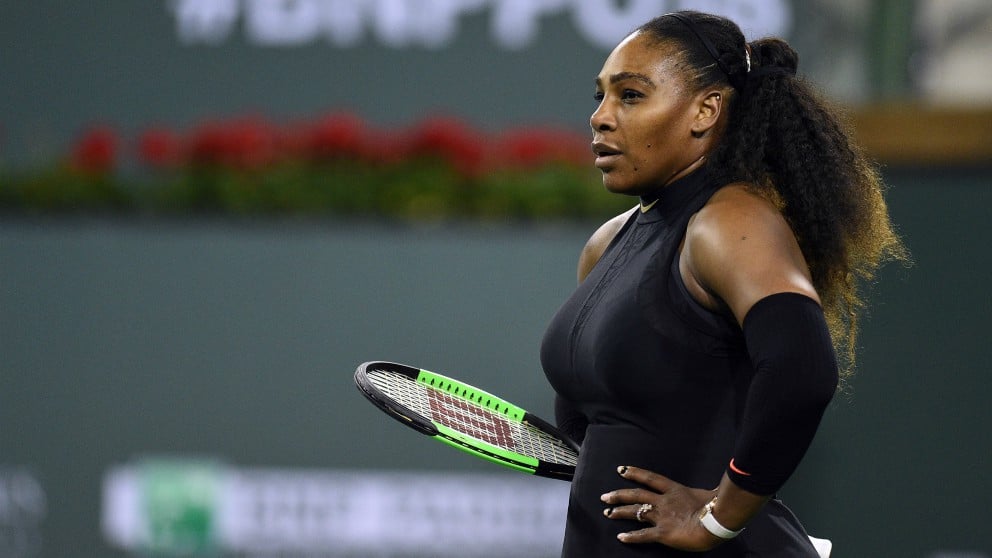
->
xmin=354 ymin=361 xmax=578 ymax=481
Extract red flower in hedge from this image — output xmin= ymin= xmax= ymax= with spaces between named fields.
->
xmin=188 ymin=120 xmax=233 ymax=166
xmin=302 ymin=112 xmax=367 ymax=161
xmin=406 ymin=116 xmax=486 ymax=176
xmin=495 ymin=127 xmax=591 ymax=168
xmin=360 ymin=126 xmax=412 ymax=164
xmin=71 ymin=126 xmax=118 ymax=174
xmin=189 ymin=117 xmax=279 ymax=169
xmin=138 ymin=127 xmax=184 ymax=169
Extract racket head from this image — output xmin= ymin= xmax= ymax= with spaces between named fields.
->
xmin=354 ymin=361 xmax=578 ymax=481
xmin=354 ymin=361 xmax=439 ymax=436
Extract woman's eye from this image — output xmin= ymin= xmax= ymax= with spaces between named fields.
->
xmin=593 ymin=89 xmax=642 ymax=104
xmin=621 ymin=89 xmax=643 ymax=101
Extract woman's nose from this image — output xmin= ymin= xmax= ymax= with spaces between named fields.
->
xmin=590 ymin=101 xmax=615 ymax=132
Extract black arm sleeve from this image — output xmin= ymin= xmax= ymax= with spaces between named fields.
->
xmin=554 ymin=395 xmax=588 ymax=447
xmin=728 ymin=292 xmax=839 ymax=495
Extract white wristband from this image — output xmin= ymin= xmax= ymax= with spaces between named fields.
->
xmin=698 ymin=498 xmax=744 ymax=540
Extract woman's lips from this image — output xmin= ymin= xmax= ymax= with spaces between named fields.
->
xmin=592 ymin=142 xmax=621 ymax=169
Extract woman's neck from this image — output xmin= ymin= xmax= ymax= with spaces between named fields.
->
xmin=639 ymin=155 xmax=708 ymax=209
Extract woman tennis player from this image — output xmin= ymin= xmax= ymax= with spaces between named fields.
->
xmin=540 ymin=10 xmax=906 ymax=556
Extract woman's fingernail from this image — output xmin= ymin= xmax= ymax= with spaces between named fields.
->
xmin=600 ymin=493 xmax=610 ymax=502
xmin=617 ymin=465 xmax=628 ymax=475
xmin=603 ymin=507 xmax=613 ymax=517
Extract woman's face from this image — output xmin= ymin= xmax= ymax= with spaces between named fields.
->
xmin=591 ymin=32 xmax=708 ymax=196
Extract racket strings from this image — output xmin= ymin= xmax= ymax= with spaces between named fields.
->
xmin=368 ymin=369 xmax=577 ymax=466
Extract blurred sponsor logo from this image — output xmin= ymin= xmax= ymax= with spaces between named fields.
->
xmin=103 ymin=459 xmax=569 ymax=556
xmin=168 ymin=0 xmax=791 ymax=50
xmin=0 ymin=468 xmax=47 ymax=558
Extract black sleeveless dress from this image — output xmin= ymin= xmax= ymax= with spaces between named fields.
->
xmin=540 ymin=167 xmax=820 ymax=557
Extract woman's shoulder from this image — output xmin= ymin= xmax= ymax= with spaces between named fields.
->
xmin=688 ymin=183 xmax=789 ymax=245
xmin=577 ymin=206 xmax=638 ymax=283
xmin=684 ymin=183 xmax=817 ymax=323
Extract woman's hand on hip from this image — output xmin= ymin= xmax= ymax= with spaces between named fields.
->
xmin=600 ymin=465 xmax=724 ymax=551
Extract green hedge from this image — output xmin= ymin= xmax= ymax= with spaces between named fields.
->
xmin=0 ymin=159 xmax=631 ymax=221
xmin=0 ymin=116 xmax=633 ymax=221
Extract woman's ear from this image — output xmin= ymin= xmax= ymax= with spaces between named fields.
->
xmin=690 ymin=89 xmax=725 ymax=138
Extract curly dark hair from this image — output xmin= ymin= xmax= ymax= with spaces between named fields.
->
xmin=638 ymin=11 xmax=908 ymax=376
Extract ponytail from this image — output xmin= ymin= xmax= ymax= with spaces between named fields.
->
xmin=712 ymin=37 xmax=907 ymax=376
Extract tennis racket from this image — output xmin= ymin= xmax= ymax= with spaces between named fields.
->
xmin=354 ymin=361 xmax=579 ymax=481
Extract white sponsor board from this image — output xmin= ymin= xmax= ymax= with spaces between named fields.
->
xmin=103 ymin=460 xmax=569 ymax=556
